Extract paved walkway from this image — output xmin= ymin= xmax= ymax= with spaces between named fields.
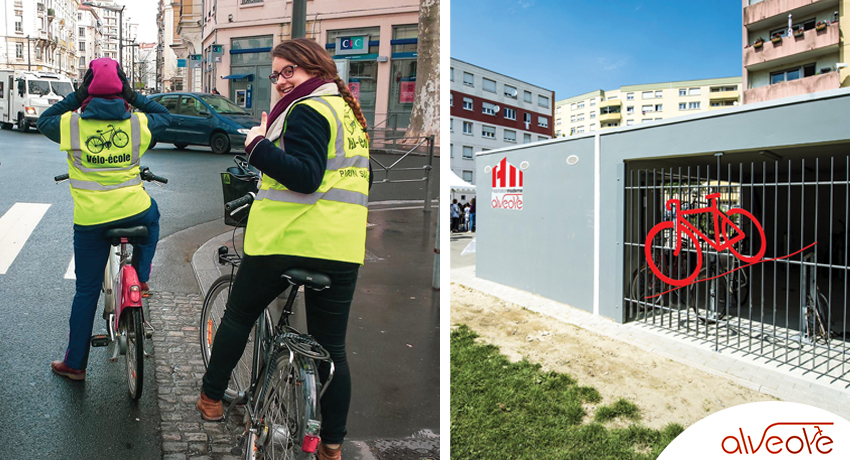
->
xmin=451 ymin=237 xmax=850 ymax=422
xmin=149 ymin=205 xmax=440 ymax=459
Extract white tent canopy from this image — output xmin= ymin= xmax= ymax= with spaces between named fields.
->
xmin=448 ymin=170 xmax=476 ymax=192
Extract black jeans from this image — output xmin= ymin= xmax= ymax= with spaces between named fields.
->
xmin=202 ymin=253 xmax=360 ymax=444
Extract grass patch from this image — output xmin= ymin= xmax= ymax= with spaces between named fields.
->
xmin=595 ymin=399 xmax=641 ymax=423
xmin=451 ymin=324 xmax=683 ymax=459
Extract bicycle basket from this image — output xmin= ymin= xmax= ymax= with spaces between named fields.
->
xmin=221 ymin=156 xmax=260 ymax=227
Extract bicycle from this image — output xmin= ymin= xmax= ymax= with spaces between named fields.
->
xmin=645 ymin=192 xmax=767 ymax=287
xmin=55 ymin=166 xmax=167 ymax=399
xmin=200 ymin=191 xmax=333 ymax=460
xmin=85 ymin=124 xmax=130 ymax=153
xmin=801 ymin=253 xmax=831 ymax=345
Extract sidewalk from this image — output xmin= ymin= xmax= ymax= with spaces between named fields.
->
xmin=450 ymin=235 xmax=850 ymax=422
xmin=148 ymin=206 xmax=440 ymax=459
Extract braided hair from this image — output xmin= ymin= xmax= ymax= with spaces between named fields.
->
xmin=271 ymin=38 xmax=370 ymax=142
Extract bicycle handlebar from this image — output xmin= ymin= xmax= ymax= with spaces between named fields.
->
xmin=55 ymin=167 xmax=168 ymax=184
xmin=225 ymin=192 xmax=255 ymax=215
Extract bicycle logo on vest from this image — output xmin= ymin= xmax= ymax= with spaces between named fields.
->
xmin=644 ymin=193 xmax=816 ymax=298
xmin=85 ymin=124 xmax=129 ymax=154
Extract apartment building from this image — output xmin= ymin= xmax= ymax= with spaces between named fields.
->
xmin=192 ymin=0 xmax=419 ymax=121
xmin=170 ymin=0 xmax=201 ymax=92
xmin=450 ymin=58 xmax=554 ymax=185
xmin=742 ymin=0 xmax=848 ymax=104
xmin=156 ymin=0 xmax=179 ymax=93
xmin=1 ymin=0 xmax=80 ymax=80
xmin=76 ymin=4 xmax=102 ymax=79
xmin=555 ymin=77 xmax=742 ymax=136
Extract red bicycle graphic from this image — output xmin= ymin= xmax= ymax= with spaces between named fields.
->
xmin=645 ymin=193 xmax=766 ymax=287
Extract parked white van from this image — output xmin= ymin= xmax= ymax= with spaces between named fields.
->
xmin=0 ymin=70 xmax=74 ymax=132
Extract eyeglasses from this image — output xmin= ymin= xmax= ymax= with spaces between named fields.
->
xmin=268 ymin=65 xmax=298 ymax=82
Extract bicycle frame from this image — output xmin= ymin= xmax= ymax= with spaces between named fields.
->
xmin=105 ymin=239 xmax=144 ymax=356
xmin=667 ymin=193 xmax=745 ymax=256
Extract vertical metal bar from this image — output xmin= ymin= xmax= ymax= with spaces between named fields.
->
xmin=813 ymin=158 xmax=819 ymax=373
xmin=844 ymin=157 xmax=849 ymax=378
xmin=771 ymin=160 xmax=777 ymax=360
xmin=642 ymin=169 xmax=648 ymax=323
xmin=652 ymin=168 xmax=657 ymax=325
xmin=677 ymin=166 xmax=683 ymax=330
xmin=799 ymin=158 xmax=806 ymax=368
xmin=423 ymin=135 xmax=434 ymax=213
xmin=785 ymin=160 xmax=791 ymax=366
xmin=828 ymin=157 xmax=834 ymax=373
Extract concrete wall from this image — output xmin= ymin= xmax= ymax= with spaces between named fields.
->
xmin=476 ymin=88 xmax=850 ymax=322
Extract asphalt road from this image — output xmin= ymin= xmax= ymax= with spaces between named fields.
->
xmin=0 ymin=127 xmax=439 ymax=458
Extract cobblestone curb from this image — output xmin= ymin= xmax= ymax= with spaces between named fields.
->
xmin=149 ymin=291 xmax=243 ymax=460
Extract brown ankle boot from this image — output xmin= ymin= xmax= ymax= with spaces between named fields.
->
xmin=196 ymin=390 xmax=223 ymax=421
xmin=318 ymin=443 xmax=342 ymax=460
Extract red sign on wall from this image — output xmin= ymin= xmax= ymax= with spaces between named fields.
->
xmin=491 ymin=157 xmax=523 ymax=210
xmin=399 ymin=81 xmax=415 ymax=103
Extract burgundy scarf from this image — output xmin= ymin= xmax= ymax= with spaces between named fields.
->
xmin=266 ymin=77 xmax=334 ymax=129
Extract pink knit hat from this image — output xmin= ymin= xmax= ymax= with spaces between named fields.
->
xmin=87 ymin=57 xmax=123 ymax=96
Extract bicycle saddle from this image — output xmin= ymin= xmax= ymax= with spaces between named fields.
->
xmin=104 ymin=226 xmax=149 ymax=242
xmin=96 ymin=129 xmax=103 ymax=133
xmin=282 ymin=269 xmax=331 ymax=291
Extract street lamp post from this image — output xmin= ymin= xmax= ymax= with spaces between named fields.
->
xmin=26 ymin=35 xmax=32 ymax=70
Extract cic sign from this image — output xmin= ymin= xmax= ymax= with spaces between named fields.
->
xmin=335 ymin=36 xmax=369 ymax=56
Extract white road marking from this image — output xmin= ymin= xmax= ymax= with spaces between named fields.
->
xmin=65 ymin=256 xmax=76 ymax=280
xmin=0 ymin=203 xmax=51 ymax=274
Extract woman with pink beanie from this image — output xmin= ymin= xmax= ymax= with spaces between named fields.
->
xmin=37 ymin=57 xmax=172 ymax=381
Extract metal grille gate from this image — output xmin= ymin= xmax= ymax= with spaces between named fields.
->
xmin=623 ymin=155 xmax=850 ymax=383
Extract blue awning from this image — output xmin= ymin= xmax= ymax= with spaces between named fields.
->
xmin=222 ymin=74 xmax=254 ymax=81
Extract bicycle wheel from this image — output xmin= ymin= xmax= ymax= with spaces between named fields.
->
xmin=246 ymin=355 xmax=319 ymax=460
xmin=631 ymin=267 xmax=665 ymax=310
xmin=86 ymin=136 xmax=104 ymax=154
xmin=724 ymin=209 xmax=766 ymax=263
xmin=645 ymin=222 xmax=702 ymax=287
xmin=112 ymin=130 xmax=130 ymax=148
xmin=692 ymin=267 xmax=747 ymax=323
xmin=200 ymin=274 xmax=259 ymax=403
xmin=122 ymin=308 xmax=144 ymax=400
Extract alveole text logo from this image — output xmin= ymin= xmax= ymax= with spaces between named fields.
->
xmin=722 ymin=423 xmax=834 ymax=455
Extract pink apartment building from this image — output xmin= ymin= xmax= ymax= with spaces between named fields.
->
xmin=194 ymin=0 xmax=419 ymax=125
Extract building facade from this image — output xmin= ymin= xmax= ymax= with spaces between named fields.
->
xmin=193 ymin=0 xmax=419 ymax=122
xmin=76 ymin=5 xmax=102 ymax=79
xmin=170 ymin=0 xmax=201 ymax=92
xmin=555 ymin=77 xmax=742 ymax=136
xmin=156 ymin=0 xmax=179 ymax=93
xmin=742 ymin=0 xmax=848 ymax=104
xmin=449 ymin=58 xmax=554 ymax=185
xmin=1 ymin=0 xmax=80 ymax=80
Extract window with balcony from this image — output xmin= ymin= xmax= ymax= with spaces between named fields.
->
xmin=482 ymin=77 xmax=496 ymax=93
xmin=463 ymin=97 xmax=473 ymax=110
xmin=771 ymin=63 xmax=816 ymax=84
xmin=482 ymin=125 xmax=496 ymax=139
xmin=710 ymin=86 xmax=738 ymax=92
xmin=463 ymin=72 xmax=474 ymax=86
xmin=600 ymin=105 xmax=621 ymax=115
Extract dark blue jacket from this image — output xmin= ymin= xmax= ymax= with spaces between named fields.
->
xmin=37 ymin=93 xmax=171 ymax=144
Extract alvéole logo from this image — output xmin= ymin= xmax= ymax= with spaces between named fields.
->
xmin=658 ymin=402 xmax=850 ymax=459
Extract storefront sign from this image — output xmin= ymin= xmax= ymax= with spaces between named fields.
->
xmin=335 ymin=36 xmax=369 ymax=56
xmin=490 ymin=157 xmax=523 ymax=210
xmin=348 ymin=81 xmax=360 ymax=101
xmin=189 ymin=54 xmax=202 ymax=69
xmin=210 ymin=44 xmax=223 ymax=56
xmin=399 ymin=80 xmax=415 ymax=103
xmin=177 ymin=59 xmax=187 ymax=68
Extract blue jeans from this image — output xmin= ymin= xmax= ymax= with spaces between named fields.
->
xmin=64 ymin=199 xmax=160 ymax=370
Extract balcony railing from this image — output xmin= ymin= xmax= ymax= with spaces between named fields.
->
xmin=744 ymin=23 xmax=839 ymax=70
xmin=744 ymin=0 xmax=840 ymax=27
xmin=744 ymin=71 xmax=839 ymax=104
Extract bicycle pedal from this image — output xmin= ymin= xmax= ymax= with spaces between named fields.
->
xmin=90 ymin=334 xmax=110 ymax=347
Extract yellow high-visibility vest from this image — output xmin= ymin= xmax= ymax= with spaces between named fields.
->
xmin=244 ymin=95 xmax=369 ymax=264
xmin=60 ymin=112 xmax=152 ymax=226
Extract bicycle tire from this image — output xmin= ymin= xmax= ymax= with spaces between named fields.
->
xmin=692 ymin=267 xmax=746 ymax=324
xmin=645 ymin=222 xmax=702 ymax=287
xmin=200 ymin=274 xmax=259 ymax=403
xmin=630 ymin=267 xmax=665 ymax=310
xmin=86 ymin=136 xmax=104 ymax=154
xmin=806 ymin=288 xmax=830 ymax=345
xmin=112 ymin=130 xmax=129 ymax=148
xmin=246 ymin=354 xmax=319 ymax=460
xmin=724 ymin=209 xmax=766 ymax=263
xmin=123 ymin=308 xmax=144 ymax=400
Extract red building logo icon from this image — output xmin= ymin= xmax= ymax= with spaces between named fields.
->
xmin=491 ymin=157 xmax=523 ymax=210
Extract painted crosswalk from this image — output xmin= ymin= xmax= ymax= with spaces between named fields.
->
xmin=0 ymin=203 xmax=52 ymax=274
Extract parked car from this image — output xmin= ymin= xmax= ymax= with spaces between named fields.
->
xmin=147 ymin=92 xmax=259 ymax=154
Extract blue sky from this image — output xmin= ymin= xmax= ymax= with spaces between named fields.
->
xmin=450 ymin=0 xmax=744 ymax=100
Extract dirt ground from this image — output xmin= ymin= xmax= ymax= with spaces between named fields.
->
xmin=451 ymin=283 xmax=776 ymax=429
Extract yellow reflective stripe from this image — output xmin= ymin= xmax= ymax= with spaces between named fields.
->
xmin=256 ymin=187 xmax=368 ymax=207
xmin=68 ymin=113 xmax=141 ymax=173
xmin=70 ymin=175 xmax=142 ymax=191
